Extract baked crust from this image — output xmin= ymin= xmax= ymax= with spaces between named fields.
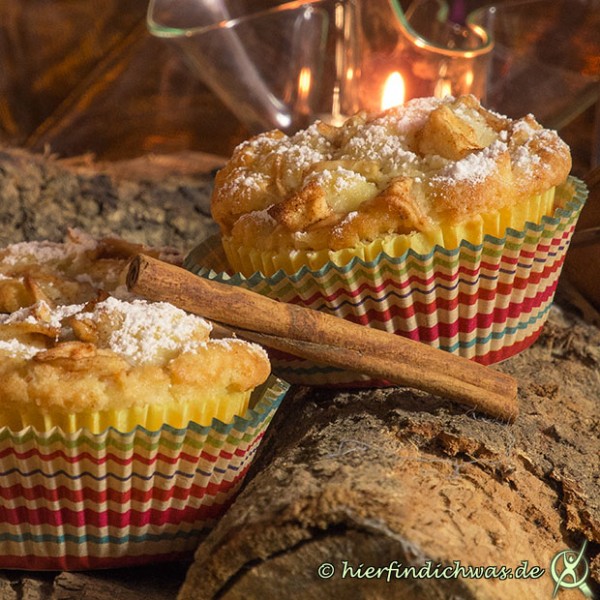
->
xmin=0 ymin=235 xmax=270 ymax=414
xmin=0 ymin=229 xmax=183 ymax=312
xmin=212 ymin=95 xmax=571 ymax=252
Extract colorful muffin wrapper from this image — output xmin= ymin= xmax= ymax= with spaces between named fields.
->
xmin=185 ymin=178 xmax=587 ymax=385
xmin=0 ymin=376 xmax=288 ymax=570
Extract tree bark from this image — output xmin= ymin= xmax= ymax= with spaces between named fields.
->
xmin=0 ymin=146 xmax=221 ymax=249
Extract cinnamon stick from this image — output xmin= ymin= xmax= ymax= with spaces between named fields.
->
xmin=127 ymin=254 xmax=519 ymax=421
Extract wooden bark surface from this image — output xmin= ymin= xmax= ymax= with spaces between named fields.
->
xmin=0 ymin=147 xmax=597 ymax=599
xmin=0 ymin=146 xmax=221 ymax=249
xmin=180 ymin=309 xmax=599 ymax=599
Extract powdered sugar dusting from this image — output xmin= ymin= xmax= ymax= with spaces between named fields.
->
xmin=1 ymin=241 xmax=73 ymax=266
xmin=513 ymin=146 xmax=541 ymax=172
xmin=376 ymin=96 xmax=443 ymax=135
xmin=341 ymin=122 xmax=419 ymax=172
xmin=0 ymin=295 xmax=270 ymax=370
xmin=512 ymin=118 xmax=538 ymax=137
xmin=74 ymin=297 xmax=213 ymax=365
xmin=0 ymin=231 xmax=98 ymax=267
xmin=0 ymin=301 xmax=86 ymax=357
xmin=0 ymin=339 xmax=41 ymax=359
xmin=221 ymin=170 xmax=271 ymax=198
xmin=247 ymin=209 xmax=277 ymax=226
xmin=214 ymin=94 xmax=572 ymax=255
xmin=0 ymin=301 xmax=83 ymax=329
xmin=212 ymin=337 xmax=270 ymax=363
xmin=337 ymin=211 xmax=359 ymax=227
xmin=222 ymin=94 xmax=567 ymax=218
xmin=306 ymin=166 xmax=368 ymax=193
xmin=436 ymin=140 xmax=508 ymax=184
xmin=221 ymin=96 xmax=454 ymax=201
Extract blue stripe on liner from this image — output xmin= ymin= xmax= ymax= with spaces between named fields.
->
xmin=325 ymin=292 xmax=554 ymax=353
xmin=0 ymin=527 xmax=210 ymax=546
xmin=0 ymin=461 xmax=243 ymax=482
xmin=306 ymin=272 xmax=513 ymax=313
xmin=511 ymin=245 xmax=566 ymax=271
xmin=436 ymin=301 xmax=552 ymax=351
xmin=531 ymin=247 xmax=565 ymax=264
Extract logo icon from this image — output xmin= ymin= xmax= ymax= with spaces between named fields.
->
xmin=550 ymin=540 xmax=593 ymax=598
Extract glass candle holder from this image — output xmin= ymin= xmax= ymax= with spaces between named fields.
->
xmin=147 ymin=0 xmax=492 ymax=133
xmin=358 ymin=0 xmax=492 ymax=113
xmin=468 ymin=0 xmax=600 ymax=129
xmin=148 ymin=0 xmax=362 ymax=133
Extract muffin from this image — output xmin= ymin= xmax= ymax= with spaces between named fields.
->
xmin=187 ymin=95 xmax=587 ymax=383
xmin=0 ymin=233 xmax=288 ymax=569
xmin=0 ymin=296 xmax=271 ymax=432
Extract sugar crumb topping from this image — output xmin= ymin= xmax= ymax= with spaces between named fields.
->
xmin=436 ymin=140 xmax=508 ymax=184
xmin=1 ymin=241 xmax=74 ymax=266
xmin=0 ymin=230 xmax=98 ymax=266
xmin=0 ymin=301 xmax=84 ymax=329
xmin=0 ymin=296 xmax=245 ymax=366
xmin=0 ymin=338 xmax=41 ymax=359
xmin=221 ymin=95 xmax=568 ymax=210
xmin=305 ymin=166 xmax=368 ymax=193
xmin=74 ymin=297 xmax=213 ymax=365
xmin=213 ymin=93 xmax=573 ymax=258
xmin=247 ymin=209 xmax=277 ymax=226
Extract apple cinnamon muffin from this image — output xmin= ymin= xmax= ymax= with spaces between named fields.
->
xmin=212 ymin=94 xmax=571 ymax=276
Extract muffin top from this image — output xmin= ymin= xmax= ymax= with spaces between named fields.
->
xmin=0 ymin=233 xmax=270 ymax=413
xmin=212 ymin=95 xmax=571 ymax=252
xmin=0 ymin=297 xmax=270 ymax=413
xmin=0 ymin=229 xmax=182 ymax=311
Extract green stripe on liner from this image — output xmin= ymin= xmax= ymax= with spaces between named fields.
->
xmin=196 ymin=231 xmax=566 ymax=293
xmin=0 ymin=526 xmax=210 ymax=546
xmin=271 ymin=238 xmax=567 ymax=295
xmin=0 ymin=430 xmax=246 ymax=454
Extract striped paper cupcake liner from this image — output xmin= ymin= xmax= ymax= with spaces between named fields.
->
xmin=0 ymin=376 xmax=288 ymax=570
xmin=185 ymin=178 xmax=587 ymax=385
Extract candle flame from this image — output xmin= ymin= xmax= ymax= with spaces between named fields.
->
xmin=298 ymin=67 xmax=312 ymax=99
xmin=381 ymin=72 xmax=405 ymax=110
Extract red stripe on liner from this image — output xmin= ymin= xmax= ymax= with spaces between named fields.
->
xmin=0 ymin=448 xmax=208 ymax=466
xmin=322 ymin=279 xmax=559 ymax=337
xmin=299 ymin=264 xmax=483 ymax=305
xmin=0 ymin=468 xmax=247 ymax=506
xmin=0 ymin=431 xmax=263 ymax=468
xmin=474 ymin=327 xmax=545 ymax=365
xmin=0 ymin=490 xmax=238 ymax=528
xmin=269 ymin=278 xmax=555 ymax=370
